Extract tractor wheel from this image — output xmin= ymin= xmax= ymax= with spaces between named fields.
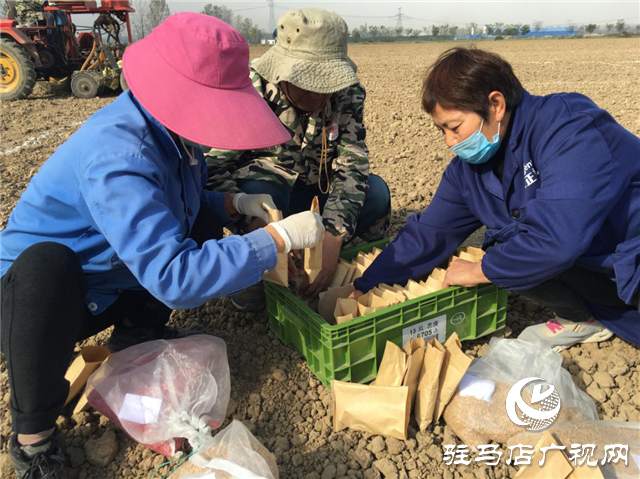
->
xmin=119 ymin=71 xmax=128 ymax=91
xmin=70 ymin=71 xmax=104 ymax=99
xmin=1 ymin=39 xmax=37 ymax=101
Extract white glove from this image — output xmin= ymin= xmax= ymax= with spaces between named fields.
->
xmin=270 ymin=212 xmax=325 ymax=254
xmin=233 ymin=193 xmax=277 ymax=224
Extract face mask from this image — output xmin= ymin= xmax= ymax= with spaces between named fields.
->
xmin=451 ymin=119 xmax=501 ymax=165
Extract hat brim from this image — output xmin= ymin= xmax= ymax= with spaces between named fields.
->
xmin=253 ymin=47 xmax=359 ymax=94
xmin=122 ymin=39 xmax=291 ymax=150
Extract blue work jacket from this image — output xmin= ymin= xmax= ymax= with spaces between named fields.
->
xmin=356 ymin=90 xmax=640 ymax=344
xmin=0 ymin=91 xmax=278 ymax=314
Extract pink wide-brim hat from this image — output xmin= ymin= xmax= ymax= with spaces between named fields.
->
xmin=123 ymin=12 xmax=290 ymax=150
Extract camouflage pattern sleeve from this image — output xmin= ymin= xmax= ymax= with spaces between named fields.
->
xmin=323 ymin=84 xmax=370 ymax=241
xmin=204 ymin=148 xmax=245 ymax=192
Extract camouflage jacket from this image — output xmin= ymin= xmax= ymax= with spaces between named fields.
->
xmin=205 ymin=67 xmax=369 ymax=241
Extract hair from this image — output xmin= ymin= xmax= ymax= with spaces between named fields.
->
xmin=421 ymin=46 xmax=524 ymax=120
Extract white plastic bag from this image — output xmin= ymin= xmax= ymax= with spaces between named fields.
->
xmin=443 ymin=338 xmax=598 ymax=446
xmin=86 ymin=335 xmax=230 ymax=456
xmin=173 ymin=421 xmax=279 ymax=479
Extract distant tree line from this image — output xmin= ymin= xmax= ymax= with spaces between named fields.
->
xmin=129 ymin=1 xmax=266 ymax=44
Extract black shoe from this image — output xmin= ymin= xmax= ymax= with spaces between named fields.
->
xmin=9 ymin=429 xmax=67 ymax=479
xmin=106 ymin=325 xmax=204 ymax=353
xmin=230 ymin=283 xmax=266 ymax=312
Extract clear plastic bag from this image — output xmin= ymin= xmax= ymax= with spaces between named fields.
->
xmin=86 ymin=335 xmax=230 ymax=456
xmin=173 ymin=420 xmax=279 ymax=479
xmin=508 ymin=421 xmax=640 ymax=479
xmin=442 ymin=338 xmax=598 ymax=446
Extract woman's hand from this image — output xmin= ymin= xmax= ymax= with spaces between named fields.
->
xmin=443 ymin=259 xmax=491 ymax=288
xmin=300 ymin=231 xmax=343 ymax=298
xmin=349 ymin=290 xmax=364 ymax=300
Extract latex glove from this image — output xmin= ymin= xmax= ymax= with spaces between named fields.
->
xmin=232 ymin=193 xmax=277 ymax=224
xmin=270 ymin=212 xmax=324 ymax=254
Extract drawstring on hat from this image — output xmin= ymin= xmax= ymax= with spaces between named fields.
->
xmin=318 ymin=108 xmax=330 ymax=194
xmin=178 ymin=137 xmax=199 ymax=166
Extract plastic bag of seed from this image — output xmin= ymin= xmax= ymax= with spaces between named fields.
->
xmin=442 ymin=338 xmax=598 ymax=447
xmin=86 ymin=335 xmax=230 ymax=457
xmin=173 ymin=420 xmax=279 ymax=479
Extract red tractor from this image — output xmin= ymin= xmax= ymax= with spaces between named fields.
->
xmin=0 ymin=0 xmax=134 ymax=101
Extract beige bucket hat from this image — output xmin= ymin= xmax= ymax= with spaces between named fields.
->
xmin=252 ymin=8 xmax=359 ymax=94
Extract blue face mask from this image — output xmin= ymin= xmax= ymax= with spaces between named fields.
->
xmin=451 ymin=119 xmax=501 ymax=165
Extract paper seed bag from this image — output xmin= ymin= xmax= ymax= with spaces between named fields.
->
xmin=264 ymin=207 xmax=289 ymax=287
xmin=458 ymin=251 xmax=478 ymax=262
xmin=403 ymin=337 xmax=426 ymax=410
xmin=406 ymin=279 xmax=430 ymax=297
xmin=332 ymin=381 xmax=411 ymax=440
xmin=65 ymin=346 xmax=111 ymax=406
xmin=330 ymin=260 xmax=351 ymax=289
xmin=318 ymin=284 xmax=355 ymax=324
xmin=372 ymin=341 xmax=407 ymax=387
xmin=334 ymin=298 xmax=359 ymax=324
xmin=425 ymin=276 xmax=444 ymax=293
xmin=357 ymin=291 xmax=391 ymax=316
xmin=430 ymin=268 xmax=447 ymax=283
xmin=371 ymin=247 xmax=383 ymax=259
xmin=461 ymin=246 xmax=485 ymax=260
xmin=415 ymin=339 xmax=446 ymax=431
xmin=433 ymin=332 xmax=473 ymax=422
xmin=339 ymin=260 xmax=356 ymax=287
xmin=303 ymin=197 xmax=323 ymax=284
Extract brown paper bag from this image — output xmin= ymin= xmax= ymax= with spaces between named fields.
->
xmin=65 ymin=346 xmax=111 ymax=406
xmin=448 ymin=255 xmax=462 ymax=266
xmin=514 ymin=432 xmax=574 ymax=479
xmin=372 ymin=341 xmax=407 ymax=387
xmin=355 ymin=252 xmax=374 ymax=269
xmin=458 ymin=251 xmax=479 ymax=262
xmin=339 ymin=260 xmax=356 ymax=287
xmin=430 ymin=268 xmax=447 ymax=283
xmin=569 ymin=463 xmax=606 ymax=479
xmin=433 ymin=332 xmax=473 ymax=422
xmin=349 ymin=260 xmax=368 ymax=283
xmin=318 ymin=284 xmax=355 ymax=324
xmin=303 ymin=197 xmax=323 ymax=283
xmin=264 ymin=207 xmax=289 ymax=287
xmin=332 ymin=381 xmax=411 ymax=440
xmin=415 ymin=339 xmax=446 ymax=431
xmin=73 ymin=393 xmax=91 ymax=414
xmin=330 ymin=260 xmax=352 ymax=289
xmin=357 ymin=291 xmax=391 ymax=316
xmin=406 ymin=279 xmax=430 ymax=298
xmin=334 ymin=298 xmax=359 ymax=324
xmin=425 ymin=276 xmax=444 ymax=293
xmin=375 ymin=287 xmax=404 ymax=306
xmin=371 ymin=247 xmax=383 ymax=259
xmin=403 ymin=337 xmax=425 ymax=410
xmin=461 ymin=246 xmax=485 ymax=260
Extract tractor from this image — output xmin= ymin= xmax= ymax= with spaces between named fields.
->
xmin=0 ymin=0 xmax=134 ymax=101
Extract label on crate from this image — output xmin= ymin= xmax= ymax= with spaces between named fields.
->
xmin=402 ymin=314 xmax=446 ymax=344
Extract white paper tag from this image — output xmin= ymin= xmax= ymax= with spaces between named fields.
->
xmin=403 ymin=314 xmax=446 ymax=345
xmin=118 ymin=393 xmax=162 ymax=424
xmin=458 ymin=373 xmax=496 ymax=403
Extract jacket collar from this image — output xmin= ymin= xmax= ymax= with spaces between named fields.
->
xmin=129 ymin=91 xmax=185 ymax=161
xmin=507 ymin=89 xmax=532 ymax=154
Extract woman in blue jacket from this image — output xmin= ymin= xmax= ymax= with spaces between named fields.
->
xmin=0 ymin=13 xmax=324 ymax=479
xmin=355 ymin=47 xmax=640 ymax=351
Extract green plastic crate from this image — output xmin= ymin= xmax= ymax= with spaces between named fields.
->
xmin=265 ymin=239 xmax=507 ymax=388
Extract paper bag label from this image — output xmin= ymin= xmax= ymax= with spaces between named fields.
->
xmin=118 ymin=393 xmax=162 ymax=424
xmin=403 ymin=315 xmax=446 ymax=345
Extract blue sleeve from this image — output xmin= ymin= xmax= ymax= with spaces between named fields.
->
xmin=79 ymin=154 xmax=278 ymax=309
xmin=201 ymin=189 xmax=236 ymax=226
xmin=355 ymin=162 xmax=482 ymax=292
xmin=481 ymin=109 xmax=629 ymax=290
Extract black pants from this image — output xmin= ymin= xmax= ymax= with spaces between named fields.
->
xmin=517 ymin=265 xmax=630 ymax=321
xmin=0 ymin=205 xmax=223 ymax=434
